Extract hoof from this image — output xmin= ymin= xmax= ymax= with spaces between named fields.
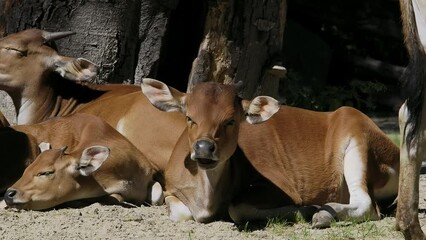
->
xmin=312 ymin=210 xmax=334 ymax=229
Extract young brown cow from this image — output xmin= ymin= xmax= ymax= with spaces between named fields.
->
xmin=1 ymin=113 xmax=163 ymax=209
xmin=0 ymin=28 xmax=186 ymax=172
xmin=142 ymin=78 xmax=399 ymax=228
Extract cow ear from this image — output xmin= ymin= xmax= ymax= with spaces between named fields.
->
xmin=242 ymin=96 xmax=280 ymax=124
xmin=141 ymin=78 xmax=187 ymax=113
xmin=53 ymin=56 xmax=98 ymax=81
xmin=38 ymin=142 xmax=51 ymax=152
xmin=77 ymin=146 xmax=110 ymax=176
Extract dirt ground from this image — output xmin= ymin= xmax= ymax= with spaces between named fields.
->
xmin=1 ymin=180 xmax=424 ymax=240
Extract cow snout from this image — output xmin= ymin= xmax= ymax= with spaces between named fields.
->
xmin=193 ymin=139 xmax=216 ymax=158
xmin=4 ymin=189 xmax=17 ymax=205
xmin=192 ymin=139 xmax=219 ymax=169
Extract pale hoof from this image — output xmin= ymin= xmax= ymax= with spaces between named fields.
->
xmin=312 ymin=210 xmax=334 ymax=228
xmin=165 ymin=196 xmax=193 ymax=222
xmin=150 ymin=182 xmax=164 ymax=206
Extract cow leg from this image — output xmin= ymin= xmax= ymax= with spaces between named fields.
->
xmin=396 ymin=103 xmax=425 ymax=239
xmin=229 ymin=202 xmax=318 ymax=224
xmin=397 ymin=142 xmax=424 ymax=239
xmin=165 ymin=195 xmax=194 ymax=222
xmin=312 ymin=138 xmax=380 ymax=228
xmin=229 ymin=183 xmax=319 ymax=224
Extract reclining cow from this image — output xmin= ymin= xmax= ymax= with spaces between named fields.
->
xmin=397 ymin=0 xmax=426 ymax=239
xmin=141 ymin=78 xmax=400 ymax=228
xmin=0 ymin=28 xmax=186 ymax=172
xmin=0 ymin=113 xmax=163 ymax=209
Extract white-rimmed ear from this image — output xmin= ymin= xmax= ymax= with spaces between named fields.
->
xmin=141 ymin=78 xmax=187 ymax=113
xmin=78 ymin=146 xmax=110 ymax=176
xmin=242 ymin=96 xmax=280 ymax=124
xmin=53 ymin=57 xmax=98 ymax=81
xmin=38 ymin=142 xmax=51 ymax=152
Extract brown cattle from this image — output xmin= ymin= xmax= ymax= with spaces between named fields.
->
xmin=1 ymin=113 xmax=163 ymax=209
xmin=0 ymin=28 xmax=186 ymax=171
xmin=397 ymin=0 xmax=426 ymax=239
xmin=142 ymin=79 xmax=400 ymax=227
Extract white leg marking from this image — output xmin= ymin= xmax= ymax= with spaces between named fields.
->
xmin=312 ymin=138 xmax=378 ymax=228
xmin=343 ymin=138 xmax=372 ymax=219
xmin=165 ymin=196 xmax=194 ymax=222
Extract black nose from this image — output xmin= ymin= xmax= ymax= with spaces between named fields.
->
xmin=194 ymin=139 xmax=216 ymax=155
xmin=4 ymin=189 xmax=17 ymax=204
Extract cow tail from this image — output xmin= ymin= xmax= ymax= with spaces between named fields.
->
xmin=400 ymin=0 xmax=426 ymax=149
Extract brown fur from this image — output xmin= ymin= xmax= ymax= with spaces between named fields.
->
xmin=0 ymin=29 xmax=186 ymax=173
xmin=142 ymin=79 xmax=400 ymax=225
xmin=239 ymin=106 xmax=399 ymax=206
xmin=3 ymin=113 xmax=160 ymax=209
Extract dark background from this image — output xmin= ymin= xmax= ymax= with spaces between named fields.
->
xmin=0 ymin=0 xmax=406 ymax=116
xmin=153 ymin=0 xmax=405 ymax=115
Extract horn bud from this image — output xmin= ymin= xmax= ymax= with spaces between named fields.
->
xmin=42 ymin=30 xmax=76 ymax=43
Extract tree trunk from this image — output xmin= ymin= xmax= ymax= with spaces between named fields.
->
xmin=0 ymin=0 xmax=287 ymax=123
xmin=0 ymin=0 xmax=176 ymax=84
xmin=188 ymin=0 xmax=287 ymax=99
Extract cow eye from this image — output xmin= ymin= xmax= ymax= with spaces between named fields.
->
xmin=4 ymin=47 xmax=27 ymax=57
xmin=36 ymin=170 xmax=54 ymax=177
xmin=186 ymin=116 xmax=196 ymax=125
xmin=225 ymin=119 xmax=236 ymax=127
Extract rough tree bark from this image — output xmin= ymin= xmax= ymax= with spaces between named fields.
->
xmin=0 ymin=0 xmax=287 ymax=119
xmin=0 ymin=0 xmax=176 ymax=84
xmin=188 ymin=0 xmax=287 ymax=99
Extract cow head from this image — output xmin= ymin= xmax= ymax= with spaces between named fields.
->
xmin=0 ymin=29 xmax=98 ymax=94
xmin=142 ymin=78 xmax=280 ymax=170
xmin=4 ymin=145 xmax=110 ymax=210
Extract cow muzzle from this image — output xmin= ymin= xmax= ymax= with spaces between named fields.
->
xmin=191 ymin=138 xmax=219 ymax=169
xmin=3 ymin=188 xmax=20 ymax=207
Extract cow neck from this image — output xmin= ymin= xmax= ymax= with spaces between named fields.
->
xmin=12 ymin=85 xmax=55 ymax=124
xmin=177 ymin=155 xmax=234 ymax=222
xmin=13 ymin=76 xmax=105 ymax=124
xmin=199 ymin=159 xmax=233 ymax=195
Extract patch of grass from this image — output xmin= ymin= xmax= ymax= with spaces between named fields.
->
xmin=265 ymin=217 xmax=290 ymax=235
xmin=261 ymin=218 xmax=402 ymax=240
xmin=325 ymin=221 xmax=377 ymax=239
xmin=386 ymin=132 xmax=400 ymax=146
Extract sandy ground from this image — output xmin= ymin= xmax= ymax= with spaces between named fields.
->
xmin=0 ymin=181 xmax=423 ymax=240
